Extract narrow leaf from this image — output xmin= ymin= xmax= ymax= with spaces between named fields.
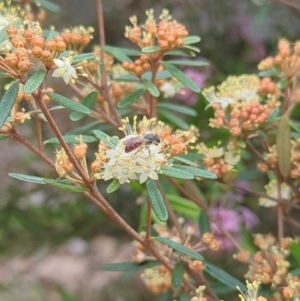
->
xmin=290 ymin=242 xmax=300 ymax=267
xmin=165 ymin=60 xmax=209 ymax=67
xmin=258 ymin=70 xmax=280 ymax=77
xmin=0 ymin=81 xmax=19 ymax=128
xmin=172 ymin=262 xmax=184 ymax=290
xmin=73 ymin=53 xmax=96 ymax=64
xmin=48 ymin=92 xmax=91 ymax=114
xmin=44 ymin=135 xmax=97 ymax=145
xmin=92 ymin=130 xmax=118 ymax=148
xmin=204 ymin=262 xmax=246 ymax=290
xmin=8 ymin=173 xmax=46 ymax=184
xmin=165 ymin=49 xmax=196 ymax=57
xmin=101 ymin=46 xmax=141 ymax=56
xmin=70 ymin=91 xmax=98 ymax=121
xmin=167 ymin=194 xmax=199 ymax=220
xmin=183 ymin=45 xmax=200 ymax=53
xmin=276 ymin=116 xmax=291 ymax=178
xmin=289 ymin=120 xmax=300 ymax=133
xmin=107 ymin=179 xmax=121 ymax=193
xmin=172 ymin=156 xmax=199 ymax=167
xmin=0 ymin=25 xmax=8 ymax=44
xmin=143 ymin=79 xmax=160 ymax=97
xmin=118 ymin=89 xmax=145 ymax=108
xmin=141 ymin=46 xmax=161 ymax=53
xmin=161 ymin=166 xmax=194 ymax=179
xmin=173 ymin=165 xmax=217 ymax=179
xmin=198 ymin=210 xmax=210 ymax=236
xmin=100 ymin=261 xmax=160 ymax=272
xmin=146 ymin=179 xmax=168 ymax=222
xmin=114 ymin=74 xmax=140 ymax=82
xmin=156 ymin=237 xmax=204 ymax=260
xmin=0 ymin=134 xmax=8 ymax=142
xmin=102 ymin=45 xmax=133 ymax=63
xmin=35 ymin=0 xmax=61 ymax=12
xmin=158 ymin=102 xmax=197 ymax=116
xmin=24 ymin=69 xmax=46 ymax=94
xmin=183 ymin=36 xmax=201 ymax=45
xmin=43 ymin=179 xmax=87 ymax=192
xmin=142 ymin=70 xmax=172 ymax=81
xmin=164 ymin=62 xmax=200 ymax=93
xmin=179 ymin=292 xmax=191 ymax=301
xmin=159 ymin=109 xmax=189 ymax=130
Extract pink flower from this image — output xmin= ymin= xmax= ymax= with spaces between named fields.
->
xmin=210 ymin=207 xmax=258 ymax=252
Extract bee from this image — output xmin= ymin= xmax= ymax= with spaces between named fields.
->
xmin=123 ymin=132 xmax=161 ymax=153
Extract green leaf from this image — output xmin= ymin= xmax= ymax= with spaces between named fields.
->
xmin=276 ymin=116 xmax=291 ymax=178
xmin=156 ymin=238 xmax=246 ymax=290
xmin=156 ymin=237 xmax=204 ymax=260
xmin=166 ymin=194 xmax=199 ymax=221
xmin=73 ymin=53 xmax=96 ymax=64
xmin=102 ymin=45 xmax=133 ymax=63
xmin=107 ymin=179 xmax=121 ymax=193
xmin=24 ymin=69 xmax=46 ymax=94
xmin=163 ymin=62 xmax=200 ymax=93
xmin=143 ymin=79 xmax=160 ymax=97
xmin=0 ymin=25 xmax=8 ymax=44
xmin=102 ymin=46 xmax=141 ymax=56
xmin=92 ymin=130 xmax=118 ymax=148
xmin=289 ymin=120 xmax=300 ymax=133
xmin=179 ymin=292 xmax=190 ymax=301
xmin=258 ymin=70 xmax=281 ymax=77
xmin=146 ymin=179 xmax=168 ymax=222
xmin=0 ymin=134 xmax=9 ymax=141
xmin=158 ymin=103 xmax=197 ymax=116
xmin=114 ymin=74 xmax=140 ymax=82
xmin=161 ymin=166 xmax=194 ymax=180
xmin=44 ymin=135 xmax=97 ymax=145
xmin=33 ymin=0 xmax=61 ymax=12
xmin=142 ymin=70 xmax=172 ymax=81
xmin=183 ymin=35 xmax=201 ymax=45
xmin=173 ymin=165 xmax=217 ymax=179
xmin=183 ymin=45 xmax=200 ymax=53
xmin=159 ymin=109 xmax=189 ymax=130
xmin=165 ymin=49 xmax=196 ymax=57
xmin=235 ymin=170 xmax=262 ymax=181
xmin=172 ymin=262 xmax=184 ymax=290
xmin=198 ymin=210 xmax=210 ymax=236
xmin=47 ymin=92 xmax=91 ymax=114
xmin=290 ymin=242 xmax=300 ymax=267
xmin=0 ymin=81 xmax=19 ymax=128
xmin=204 ymin=262 xmax=246 ymax=290
xmin=164 ymin=60 xmax=209 ymax=67
xmin=8 ymin=173 xmax=46 ymax=184
xmin=141 ymin=46 xmax=161 ymax=53
xmin=117 ymin=89 xmax=145 ymax=108
xmin=44 ymin=30 xmax=59 ymax=41
xmin=70 ymin=91 xmax=98 ymax=121
xmin=172 ymin=156 xmax=198 ymax=167
xmin=43 ymin=179 xmax=87 ymax=192
xmin=100 ymin=261 xmax=160 ymax=272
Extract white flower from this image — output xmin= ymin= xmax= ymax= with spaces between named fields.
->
xmin=52 ymin=57 xmax=77 ymax=84
xmin=160 ymin=82 xmax=177 ymax=98
xmin=102 ymin=138 xmax=165 ymax=185
xmin=237 ymin=280 xmax=260 ymax=301
xmin=258 ymin=180 xmax=291 ymax=207
xmin=203 ymin=89 xmax=235 ymax=110
xmin=234 ymin=88 xmax=258 ymax=103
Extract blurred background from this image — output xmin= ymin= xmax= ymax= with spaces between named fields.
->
xmin=1 ymin=0 xmax=300 ymax=300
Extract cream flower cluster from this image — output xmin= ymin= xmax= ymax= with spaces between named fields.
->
xmin=101 ymin=135 xmax=167 ymax=184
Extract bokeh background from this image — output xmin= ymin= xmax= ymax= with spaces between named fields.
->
xmin=1 ymin=0 xmax=300 ymax=300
